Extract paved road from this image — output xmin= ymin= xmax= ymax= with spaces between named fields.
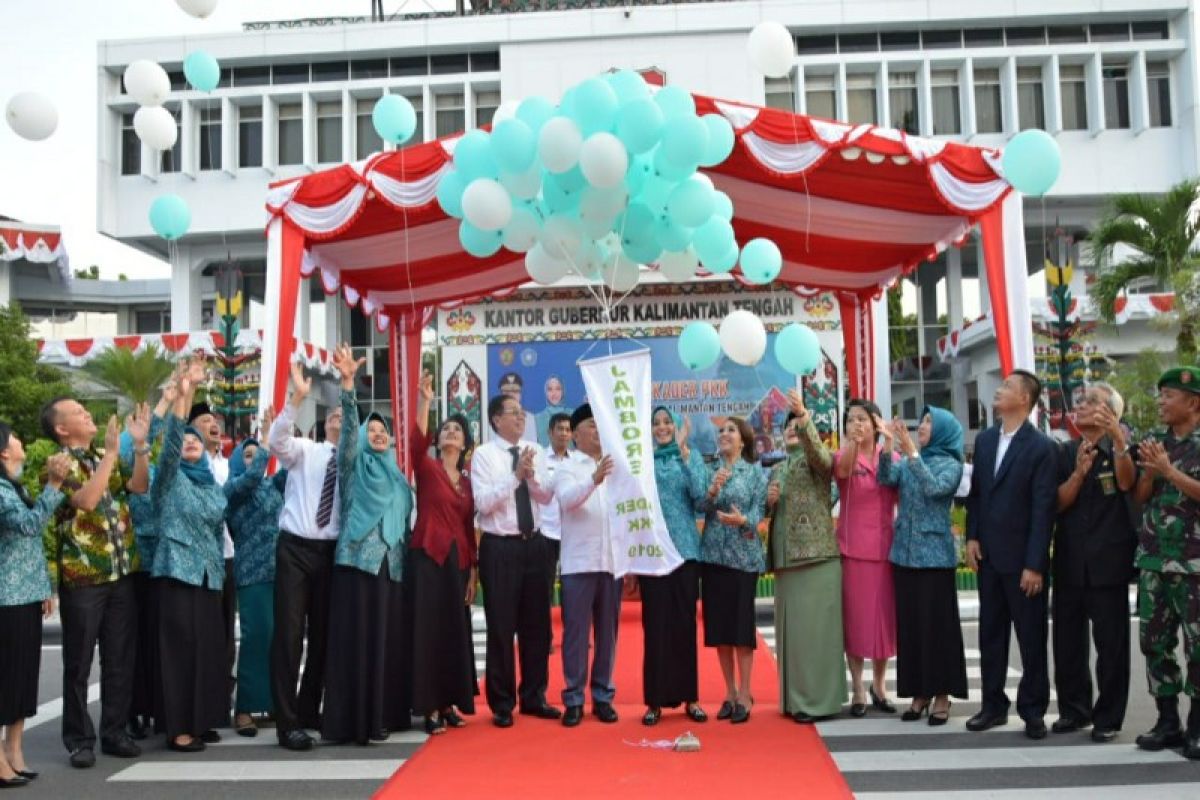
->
xmin=14 ymin=598 xmax=1200 ymax=798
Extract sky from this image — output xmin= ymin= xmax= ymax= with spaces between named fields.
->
xmin=0 ymin=0 xmax=454 ymax=280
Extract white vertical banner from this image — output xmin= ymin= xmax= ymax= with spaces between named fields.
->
xmin=579 ymin=350 xmax=683 ymax=577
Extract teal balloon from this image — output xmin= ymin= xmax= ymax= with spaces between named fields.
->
xmin=654 ymin=85 xmax=695 ymax=120
xmin=740 ymin=238 xmax=782 ymax=284
xmin=542 ymin=175 xmax=582 ymax=214
xmin=622 ymin=235 xmax=662 ymax=266
xmin=678 ymin=322 xmax=721 ymax=371
xmin=436 ymin=170 xmax=466 ymax=218
xmin=660 ymin=116 xmax=709 ymax=171
xmin=653 ymin=145 xmax=697 ymax=182
xmin=148 ymin=194 xmax=191 ymax=241
xmin=606 ymin=69 xmax=651 ymax=104
xmin=615 ymin=99 xmax=664 ymax=155
xmin=371 ymin=94 xmax=417 ymax=145
xmin=1002 ymin=129 xmax=1060 ymax=197
xmin=617 ymin=202 xmax=657 ymax=243
xmin=625 ymin=156 xmax=653 ymax=196
xmin=183 ymin=50 xmax=220 ymax=93
xmin=699 ymin=114 xmax=735 ymax=167
xmin=654 ymin=215 xmax=693 ymax=252
xmin=638 ymin=175 xmax=676 ymax=216
xmin=775 ymin=323 xmax=822 ymax=375
xmin=712 ymin=190 xmax=733 ymax=222
xmin=459 ymin=220 xmax=503 ymax=258
xmin=692 ymin=216 xmax=734 ymax=263
xmin=572 ymin=77 xmax=619 ymax=135
xmin=490 ymin=118 xmax=536 ymax=173
xmin=453 ymin=129 xmax=499 ymax=181
xmin=516 ymin=96 xmax=555 ymax=133
xmin=551 ymin=165 xmax=587 ymax=193
xmin=702 ymin=242 xmax=739 ymax=274
xmin=667 ymin=178 xmax=714 ymax=229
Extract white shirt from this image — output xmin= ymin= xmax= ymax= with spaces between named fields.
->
xmin=540 ymin=449 xmax=573 ymax=541
xmin=209 ymin=451 xmax=235 ymax=559
xmin=553 ymin=451 xmax=625 ymax=577
xmin=472 ymin=438 xmax=554 ymax=536
xmin=268 ymin=403 xmax=340 ymax=540
xmin=955 ymin=462 xmax=974 ymax=498
xmin=994 ymin=425 xmax=1020 ymax=476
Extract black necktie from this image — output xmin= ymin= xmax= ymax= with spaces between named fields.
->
xmin=510 ymin=445 xmax=535 ymax=536
xmin=316 ymin=447 xmax=338 ymax=529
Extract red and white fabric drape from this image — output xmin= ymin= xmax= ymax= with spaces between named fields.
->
xmin=0 ymin=224 xmax=69 ymax=280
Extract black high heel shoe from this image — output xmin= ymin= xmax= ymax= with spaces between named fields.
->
xmin=716 ymin=700 xmax=735 ymax=720
xmin=642 ymin=707 xmax=662 ymax=726
xmin=928 ymin=701 xmax=952 ymax=727
xmin=869 ymin=686 xmax=896 ymax=714
xmin=685 ymin=704 xmax=708 ymax=723
xmin=0 ymin=775 xmax=30 ymax=789
xmin=901 ymin=701 xmax=929 ymax=722
xmin=442 ymin=708 xmax=466 ymax=728
xmin=424 ymin=715 xmax=446 ymax=735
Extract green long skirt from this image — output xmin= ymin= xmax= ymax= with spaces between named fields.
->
xmin=774 ymin=559 xmax=847 ymax=717
xmin=236 ymin=582 xmax=274 ymax=715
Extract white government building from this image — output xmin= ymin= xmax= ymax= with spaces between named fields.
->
xmin=10 ymin=0 xmax=1192 ymax=437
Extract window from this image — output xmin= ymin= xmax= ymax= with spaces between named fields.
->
xmin=1005 ymin=27 xmax=1045 ymax=46
xmin=471 ymin=51 xmax=500 ymax=72
xmin=1132 ymin=21 xmax=1170 ymax=41
xmin=390 ymin=56 xmax=427 ymax=76
xmin=1047 ymin=26 xmax=1086 ymax=44
xmin=120 ymin=113 xmax=140 ymax=175
xmin=434 ymin=92 xmax=464 ymax=138
xmin=231 ymin=66 xmax=269 ymax=87
xmin=922 ymin=30 xmax=962 ymax=50
xmin=431 ymin=54 xmax=469 ymax=75
xmin=312 ymin=61 xmax=349 ymax=83
xmin=316 ymin=100 xmax=342 ymax=163
xmin=839 ymin=32 xmax=878 ymax=53
xmin=355 ymin=98 xmax=382 ymax=160
xmin=475 ymin=89 xmax=501 ymax=127
xmin=881 ymin=31 xmax=919 ymax=52
xmin=238 ymin=104 xmax=262 ymax=168
xmin=277 ymin=103 xmax=302 ymax=165
xmin=796 ymin=34 xmax=836 ymax=55
xmin=973 ymin=67 xmax=1002 ymax=133
xmin=351 ymin=59 xmax=388 ymax=80
xmin=804 ymin=72 xmax=836 ymax=119
xmin=930 ymin=69 xmax=960 ymax=134
xmin=846 ymin=72 xmax=877 ymax=125
xmin=888 ymin=71 xmax=918 ymax=134
xmin=168 ymin=71 xmax=187 ymax=91
xmin=198 ymin=106 xmax=221 ymax=171
xmin=1018 ymin=66 xmax=1046 ymax=130
xmin=1148 ymin=62 xmax=1172 ymax=128
xmin=160 ymin=107 xmax=181 ymax=173
xmin=273 ymin=63 xmax=309 ymax=85
xmin=1089 ymin=23 xmax=1130 ymax=42
xmin=964 ymin=28 xmax=1004 ymax=47
xmin=1059 ymin=65 xmax=1087 ymax=130
xmin=764 ymin=77 xmax=794 ymax=111
xmin=135 ymin=309 xmax=169 ymax=334
xmin=1102 ymin=63 xmax=1130 ymax=129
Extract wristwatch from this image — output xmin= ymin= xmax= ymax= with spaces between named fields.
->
xmin=1115 ymin=444 xmax=1131 ymax=458
xmin=134 ymin=445 xmax=152 ymax=457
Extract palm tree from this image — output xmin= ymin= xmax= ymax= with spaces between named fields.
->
xmin=1088 ymin=179 xmax=1200 ymax=360
xmin=81 ymin=344 xmax=176 ymax=407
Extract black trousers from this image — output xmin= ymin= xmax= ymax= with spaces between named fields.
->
xmin=478 ymin=532 xmax=552 ymax=716
xmin=221 ymin=558 xmax=237 ymax=722
xmin=978 ymin=562 xmax=1049 ymax=721
xmin=269 ymin=532 xmax=335 ymax=735
xmin=58 ymin=577 xmax=137 ymax=752
xmin=1052 ymin=582 xmax=1131 ymax=729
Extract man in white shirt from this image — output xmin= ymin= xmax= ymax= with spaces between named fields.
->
xmin=266 ymin=362 xmax=343 ymax=751
xmin=473 ymin=392 xmax=560 ymax=728
xmin=541 ymin=413 xmax=574 ymax=593
xmin=554 ymin=404 xmax=622 ymax=727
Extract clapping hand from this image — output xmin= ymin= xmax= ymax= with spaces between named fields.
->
xmin=716 ymin=504 xmax=748 ymax=529
xmin=45 ymin=452 xmax=73 ymax=489
xmin=516 ymin=447 xmax=536 ymax=481
xmin=103 ymin=415 xmax=121 ymax=453
xmin=709 ymin=466 xmax=731 ymax=497
xmin=126 ymin=403 xmax=151 ymax=447
xmin=1138 ymin=438 xmax=1172 ymax=478
xmin=675 ymin=415 xmax=692 ymax=460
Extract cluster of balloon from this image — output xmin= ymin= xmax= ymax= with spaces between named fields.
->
xmin=1001 ymin=129 xmax=1062 ymax=198
xmin=677 ymin=317 xmax=822 ymax=377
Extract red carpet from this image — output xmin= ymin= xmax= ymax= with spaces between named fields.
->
xmin=376 ymin=603 xmax=851 ymax=799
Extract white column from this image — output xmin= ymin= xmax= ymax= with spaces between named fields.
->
xmin=323 ymin=294 xmax=342 ymax=351
xmin=918 ymin=59 xmax=934 ymax=136
xmin=263 ymin=97 xmax=278 ymax=173
xmin=341 ymin=88 xmax=355 ymax=163
xmin=1087 ymin=53 xmax=1105 ymax=136
xmin=302 ymin=93 xmax=316 ymax=168
xmin=961 ymin=58 xmax=977 ymax=139
xmin=181 ymin=100 xmax=197 ymax=178
xmin=0 ymin=262 xmax=11 ymax=308
xmin=116 ymin=305 xmax=134 ymax=335
xmin=947 ymin=246 xmax=964 ymax=327
xmin=835 ymin=62 xmax=848 ymax=122
xmin=977 ymin=235 xmax=991 ymax=315
xmin=872 ymin=293 xmax=892 ymax=415
xmin=221 ymin=97 xmax=236 ymax=176
xmin=1045 ymin=56 xmax=1063 ymax=134
xmin=294 ymin=283 xmax=311 ymax=341
xmin=170 ymin=250 xmax=202 ymax=332
xmin=1130 ymin=51 xmax=1150 ymax=134
xmin=1001 ymin=57 xmax=1019 ymax=136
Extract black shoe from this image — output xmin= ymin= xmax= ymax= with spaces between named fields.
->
xmin=562 ymin=706 xmax=583 ymax=727
xmin=642 ymin=707 xmax=661 ymax=726
xmin=442 ymin=709 xmax=466 ymax=729
xmin=1184 ymin=732 xmax=1200 ymax=760
xmin=492 ymin=712 xmax=513 ymax=729
xmin=731 ymin=702 xmax=751 ymax=724
xmin=0 ymin=775 xmax=30 ymax=789
xmin=278 ymin=730 xmax=314 ymax=751
xmin=1091 ymin=727 xmax=1119 ymax=743
xmin=167 ymin=737 xmax=206 ymax=753
xmin=424 ymin=716 xmax=446 ymax=736
xmin=849 ymin=703 xmax=867 ymax=718
xmin=716 ymin=700 xmax=735 ymax=720
xmin=521 ymin=703 xmax=562 ymax=720
xmin=1025 ymin=718 xmax=1048 ymax=740
xmin=965 ymin=710 xmax=1008 ymax=732
xmin=1051 ymin=717 xmax=1089 ymax=734
xmin=869 ymin=686 xmax=896 ymax=714
xmin=100 ymin=736 xmax=142 ymax=758
xmin=13 ymin=772 xmax=36 ymax=781
xmin=593 ymin=702 xmax=618 ymax=723
xmin=685 ymin=704 xmax=708 ymax=723
xmin=1136 ymin=697 xmax=1184 ymax=751
xmin=68 ymin=748 xmax=95 ymax=769
xmin=792 ymin=711 xmax=817 ymax=724
xmin=126 ymin=717 xmax=149 ymax=741
xmin=901 ymin=701 xmax=929 ymax=722
xmin=370 ymin=728 xmax=389 ymax=742
xmin=200 ymin=729 xmax=221 ymax=744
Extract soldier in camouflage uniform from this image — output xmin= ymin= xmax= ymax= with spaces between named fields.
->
xmin=1133 ymin=367 xmax=1200 ymax=759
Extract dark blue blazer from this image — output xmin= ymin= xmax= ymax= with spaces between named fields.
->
xmin=966 ymin=421 xmax=1058 ymax=575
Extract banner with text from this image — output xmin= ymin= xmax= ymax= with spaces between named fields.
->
xmin=579 ymin=349 xmax=683 ymax=577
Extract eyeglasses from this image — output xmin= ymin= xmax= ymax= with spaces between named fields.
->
xmin=498 ymin=408 xmax=525 ymax=417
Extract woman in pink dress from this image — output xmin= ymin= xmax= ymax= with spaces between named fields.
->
xmin=834 ymin=399 xmax=899 ymax=717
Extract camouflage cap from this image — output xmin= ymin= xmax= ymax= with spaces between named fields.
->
xmin=1157 ymin=366 xmax=1200 ymax=395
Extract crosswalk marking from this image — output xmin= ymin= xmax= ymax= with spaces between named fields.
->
xmin=26 ymin=682 xmax=100 ymax=731
xmin=832 ymin=745 xmax=1184 ymax=772
xmin=108 ymin=759 xmax=405 ymax=782
xmin=213 ymin=731 xmax=427 ymax=747
xmin=855 ymin=786 xmax=1200 ymax=800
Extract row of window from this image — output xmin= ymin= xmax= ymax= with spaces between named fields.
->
xmin=766 ymin=61 xmax=1171 ymax=135
xmin=794 ymin=20 xmax=1170 ymax=55
xmin=120 ymin=89 xmax=501 ymax=175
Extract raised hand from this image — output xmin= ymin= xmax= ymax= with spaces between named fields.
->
xmin=893 ymin=418 xmax=916 ymax=455
xmin=787 ymin=388 xmax=808 ymax=417
xmin=260 ymin=406 xmax=276 ymax=435
xmin=874 ymin=414 xmax=893 ymax=441
xmin=419 ymin=371 xmax=435 ymax=404
xmin=592 ymin=455 xmax=615 ymax=485
xmin=517 ymin=446 xmax=536 ymax=480
xmin=161 ymin=375 xmax=180 ymax=406
xmin=126 ymin=403 xmax=152 ymax=446
xmin=1094 ymin=404 xmax=1124 ymax=442
xmin=185 ymin=357 xmax=207 ymax=387
xmin=103 ymin=415 xmax=121 ymax=453
xmin=1138 ymin=438 xmax=1171 ymax=477
xmin=1074 ymin=439 xmax=1097 ymax=476
xmin=290 ymin=360 xmax=312 ymax=402
xmin=332 ymin=343 xmax=365 ymax=387
xmin=45 ymin=452 xmax=73 ymax=488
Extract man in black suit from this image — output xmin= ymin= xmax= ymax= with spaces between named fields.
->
xmin=1051 ymin=382 xmax=1138 ymax=743
xmin=965 ymin=369 xmax=1058 ymax=739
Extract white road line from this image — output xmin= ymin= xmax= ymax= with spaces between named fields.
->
xmin=108 ymin=759 xmax=404 ymax=782
xmin=855 ymin=785 xmax=1200 ymax=800
xmin=832 ymin=745 xmax=1183 ymax=772
xmin=26 ymin=682 xmax=101 ymax=731
xmin=214 ymin=731 xmax=427 ymax=747
xmin=818 ymin=717 xmax=1028 ymax=737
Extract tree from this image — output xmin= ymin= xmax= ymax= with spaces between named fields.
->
xmin=73 ymin=264 xmax=100 ymax=280
xmin=0 ymin=303 xmax=74 ymax=442
xmin=1088 ymin=179 xmax=1200 ymax=360
xmin=1107 ymin=347 xmax=1167 ymax=438
xmin=81 ymin=344 xmax=175 ymax=407
xmin=887 ymin=285 xmax=919 ymax=360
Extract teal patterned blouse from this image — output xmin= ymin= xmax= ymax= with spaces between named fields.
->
xmin=150 ymin=415 xmax=227 ymax=590
xmin=700 ymin=458 xmax=768 ymax=574
xmin=120 ymin=413 xmax=166 ymax=570
xmin=0 ymin=480 xmax=63 ymax=606
xmin=224 ymin=445 xmax=285 ymax=588
xmin=336 ymin=390 xmax=412 ymax=583
xmin=653 ymin=447 xmax=707 ymax=562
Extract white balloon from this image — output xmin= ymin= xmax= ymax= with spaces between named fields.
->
xmin=175 ymin=0 xmax=219 ymax=19
xmin=124 ymin=60 xmax=171 ymax=107
xmin=538 ymin=117 xmax=583 ymax=174
xmin=461 ymin=178 xmax=513 ymax=232
xmin=540 ymin=215 xmax=584 ymax=261
xmin=492 ymin=100 xmax=520 ymax=126
xmin=133 ymin=106 xmax=178 ymax=151
xmin=601 ymin=254 xmax=641 ymax=293
xmin=502 ymin=206 xmax=541 ymax=253
xmin=659 ymin=249 xmax=699 ymax=283
xmin=500 ymin=164 xmax=542 ymax=201
xmin=748 ymin=21 xmax=796 ymax=78
xmin=5 ymin=92 xmax=58 ymax=141
xmin=525 ymin=244 xmax=569 ymax=285
xmin=720 ymin=309 xmax=767 ymax=366
xmin=579 ymin=132 xmax=629 ymax=190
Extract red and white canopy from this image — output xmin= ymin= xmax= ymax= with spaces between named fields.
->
xmin=261 ymin=93 xmax=1034 ymax=464
xmin=0 ymin=222 xmax=69 ymax=281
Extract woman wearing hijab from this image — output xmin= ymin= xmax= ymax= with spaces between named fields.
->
xmin=322 ymin=345 xmax=414 ymax=746
xmin=640 ymin=407 xmax=708 ymax=726
xmin=224 ymin=409 xmax=287 ymax=737
xmin=151 ymin=362 xmax=229 ymax=752
xmin=878 ymin=407 xmax=968 ymax=725
xmin=0 ymin=423 xmax=72 ymax=787
xmin=766 ymin=389 xmax=847 ymax=723
xmin=409 ymin=372 xmax=477 ymax=735
xmin=534 ymin=374 xmax=572 ymax=448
